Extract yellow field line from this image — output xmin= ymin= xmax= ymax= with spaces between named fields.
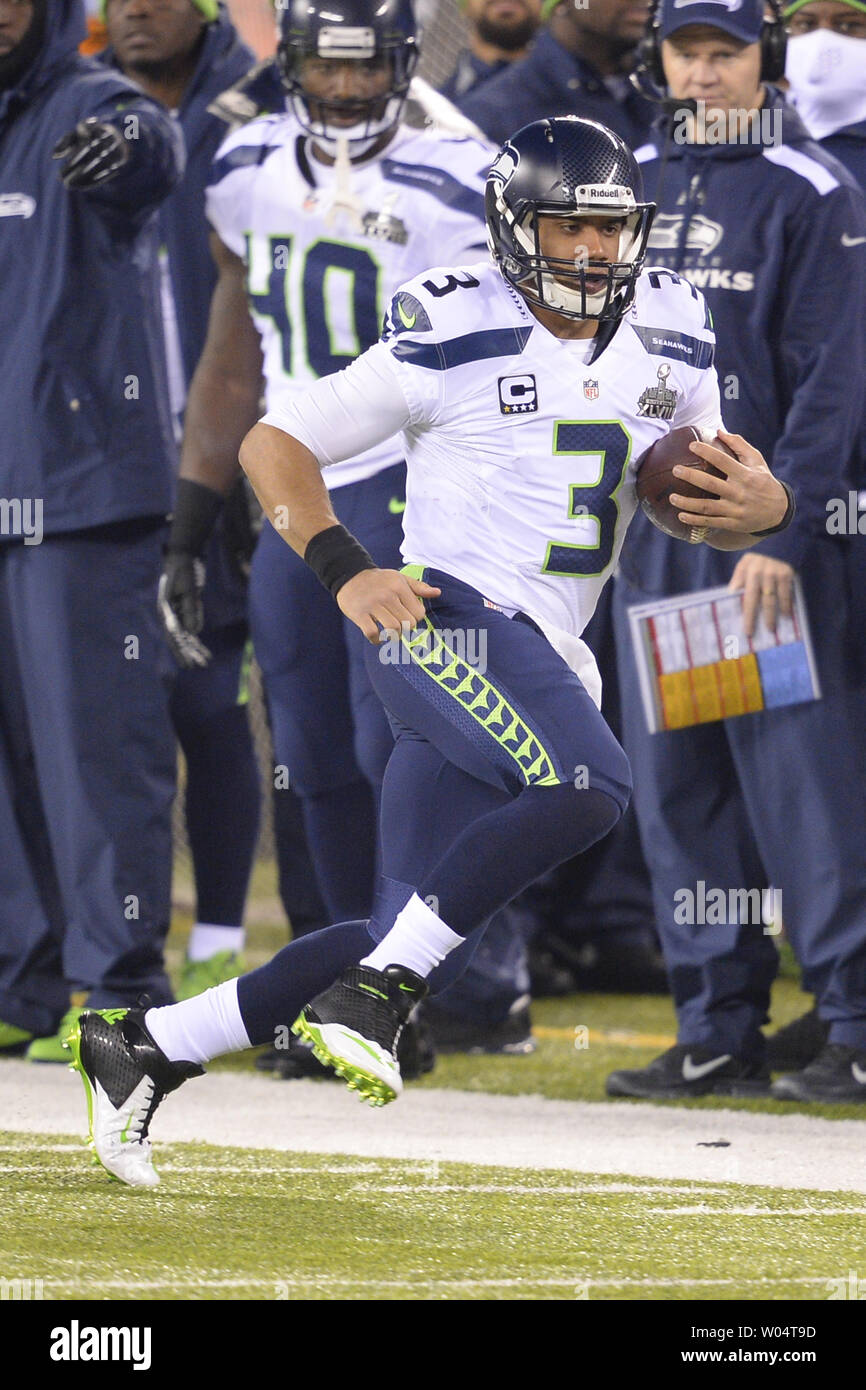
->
xmin=533 ymin=1025 xmax=676 ymax=1048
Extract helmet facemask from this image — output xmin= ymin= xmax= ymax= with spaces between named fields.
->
xmin=497 ymin=192 xmax=653 ymax=322
xmin=278 ymin=30 xmax=418 ymax=158
xmin=485 ymin=122 xmax=657 ymax=325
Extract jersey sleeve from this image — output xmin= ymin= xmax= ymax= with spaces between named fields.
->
xmin=259 ymin=327 xmax=441 ymax=468
xmin=672 ymin=358 xmax=724 ymax=435
xmin=260 ymin=265 xmax=480 ymax=465
xmin=637 ymin=268 xmax=724 ymax=435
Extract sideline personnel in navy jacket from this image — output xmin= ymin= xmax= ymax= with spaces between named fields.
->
xmin=607 ymin=0 xmax=866 ymax=1104
xmin=0 ymin=0 xmax=185 ymax=1057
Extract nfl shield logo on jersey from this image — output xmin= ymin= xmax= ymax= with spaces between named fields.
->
xmin=583 ymin=379 xmax=599 ymax=401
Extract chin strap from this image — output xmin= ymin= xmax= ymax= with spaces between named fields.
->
xmin=323 ymin=135 xmax=365 ymax=232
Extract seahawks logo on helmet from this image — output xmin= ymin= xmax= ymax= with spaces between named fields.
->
xmin=485 ymin=117 xmax=657 ymax=323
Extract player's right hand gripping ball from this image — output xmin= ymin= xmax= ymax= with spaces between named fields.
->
xmin=635 ymin=426 xmax=736 ymax=544
xmin=52 ymin=118 xmax=130 ymax=190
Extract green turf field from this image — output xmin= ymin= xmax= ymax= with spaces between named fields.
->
xmin=1 ymin=1132 xmax=863 ymax=1301
xmin=4 ymin=878 xmax=859 ymax=1304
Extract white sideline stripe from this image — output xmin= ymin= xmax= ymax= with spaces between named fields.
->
xmin=36 ymin=1275 xmax=841 ymax=1291
xmin=7 ymin=1062 xmax=866 ymax=1194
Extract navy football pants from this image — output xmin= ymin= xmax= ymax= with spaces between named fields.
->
xmin=169 ymin=623 xmax=260 ymax=930
xmin=238 ymin=568 xmax=631 ymax=1043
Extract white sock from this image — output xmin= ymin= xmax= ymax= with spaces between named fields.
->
xmin=145 ymin=980 xmax=250 ymax=1065
xmin=361 ymin=892 xmax=464 ymax=977
xmin=187 ymin=923 xmax=245 ymax=962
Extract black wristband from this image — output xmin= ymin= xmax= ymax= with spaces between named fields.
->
xmin=304 ymin=523 xmax=376 ymax=598
xmin=167 ymin=478 xmax=225 ymax=556
xmin=751 ymin=480 xmax=796 ymax=538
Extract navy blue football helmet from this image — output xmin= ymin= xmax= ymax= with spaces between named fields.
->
xmin=277 ymin=0 xmax=419 ymax=149
xmin=486 ymin=117 xmax=656 ymax=322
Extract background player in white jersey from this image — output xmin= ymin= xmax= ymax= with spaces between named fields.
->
xmin=158 ymin=0 xmax=493 ymax=996
xmin=68 ymin=118 xmax=791 ymax=1187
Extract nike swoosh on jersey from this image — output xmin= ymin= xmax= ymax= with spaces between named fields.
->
xmin=388 ymin=497 xmax=406 ymax=514
xmin=397 ymin=301 xmax=417 ymax=328
xmin=841 ymin=234 xmax=866 ymax=248
xmin=851 ymin=1061 xmax=866 ymax=1084
xmin=682 ymin=1053 xmax=733 ymax=1081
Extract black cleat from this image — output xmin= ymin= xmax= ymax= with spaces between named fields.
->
xmin=765 ymin=1008 xmax=829 ymax=1072
xmin=606 ymin=1044 xmax=770 ymax=1099
xmin=65 ymin=1009 xmax=203 ymax=1187
xmin=293 ymin=964 xmax=428 ymax=1106
xmin=770 ymin=1044 xmax=866 ymax=1103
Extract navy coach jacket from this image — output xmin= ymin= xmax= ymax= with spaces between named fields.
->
xmin=618 ymin=88 xmax=866 ymax=598
xmin=0 ymin=0 xmax=184 ymax=539
xmin=823 ymin=119 xmax=866 ymax=202
xmin=458 ymin=28 xmax=654 ymax=151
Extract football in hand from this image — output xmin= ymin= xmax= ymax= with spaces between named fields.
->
xmin=635 ymin=427 xmax=736 ymax=544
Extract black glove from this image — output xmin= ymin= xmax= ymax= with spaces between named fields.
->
xmin=52 ymin=117 xmax=130 ymax=190
xmin=158 ymin=479 xmax=225 ymax=670
xmin=158 ymin=554 xmax=211 ymax=670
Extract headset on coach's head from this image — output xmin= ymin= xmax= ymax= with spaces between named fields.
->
xmin=630 ymin=0 xmax=788 ymax=102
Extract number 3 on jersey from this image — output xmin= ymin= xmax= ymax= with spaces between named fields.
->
xmin=244 ymin=232 xmax=381 ymax=378
xmin=542 ymin=420 xmax=632 ymax=578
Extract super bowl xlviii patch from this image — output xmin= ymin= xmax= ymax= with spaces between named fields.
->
xmin=498 ymin=374 xmax=538 ymax=414
xmin=637 ymin=363 xmax=679 ymax=420
xmin=362 ymin=207 xmax=408 ymax=245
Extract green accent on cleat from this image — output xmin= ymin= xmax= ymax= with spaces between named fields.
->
xmin=64 ymin=1010 xmax=141 ymax=1185
xmin=357 ymin=983 xmax=389 ymax=1001
xmin=292 ymin=1012 xmax=398 ymax=1107
xmin=99 ymin=1008 xmax=130 ymax=1026
xmin=64 ymin=1018 xmax=96 ymax=1154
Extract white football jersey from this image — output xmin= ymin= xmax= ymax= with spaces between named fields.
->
xmin=261 ymin=261 xmax=723 ymax=685
xmin=206 ymin=114 xmax=492 ymax=488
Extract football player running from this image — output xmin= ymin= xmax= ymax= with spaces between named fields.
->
xmin=67 ymin=117 xmax=791 ymax=1188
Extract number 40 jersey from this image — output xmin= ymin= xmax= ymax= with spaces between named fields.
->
xmin=206 ymin=114 xmax=491 ymax=489
xmin=262 ymin=259 xmax=724 ymax=673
